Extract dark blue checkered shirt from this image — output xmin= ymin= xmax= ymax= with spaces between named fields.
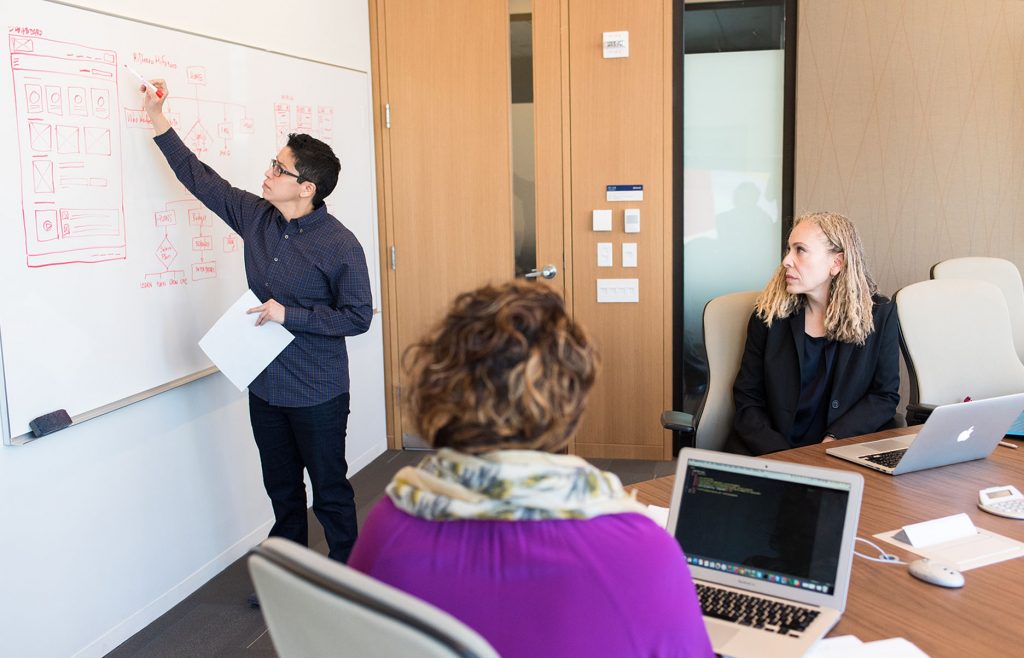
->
xmin=155 ymin=129 xmax=372 ymax=407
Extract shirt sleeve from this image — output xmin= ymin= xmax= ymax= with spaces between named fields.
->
xmin=153 ymin=128 xmax=265 ymax=235
xmin=283 ymin=236 xmax=373 ymax=337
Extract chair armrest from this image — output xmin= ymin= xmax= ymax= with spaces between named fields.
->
xmin=905 ymin=403 xmax=936 ymax=426
xmin=660 ymin=410 xmax=694 ymax=432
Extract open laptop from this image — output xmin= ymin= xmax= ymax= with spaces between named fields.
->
xmin=826 ymin=392 xmax=1024 ymax=475
xmin=667 ymin=448 xmax=864 ymax=658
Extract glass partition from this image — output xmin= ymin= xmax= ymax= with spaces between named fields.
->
xmin=679 ymin=0 xmax=794 ymax=409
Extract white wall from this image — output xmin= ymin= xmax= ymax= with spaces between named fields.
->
xmin=0 ymin=1 xmax=385 ymax=656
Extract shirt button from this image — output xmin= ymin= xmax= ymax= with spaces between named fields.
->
xmin=273 ymin=257 xmax=279 ymax=262
xmin=299 ymin=229 xmax=303 ymax=233
xmin=284 ymin=234 xmax=289 ymax=239
xmin=831 ymin=400 xmax=840 ymax=409
xmin=265 ymin=283 xmax=269 ymax=287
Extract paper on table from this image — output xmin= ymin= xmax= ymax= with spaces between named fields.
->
xmin=646 ymin=504 xmax=670 ymax=528
xmin=199 ymin=289 xmax=294 ymax=391
xmin=807 ymin=635 xmax=930 ymax=657
xmin=875 ymin=514 xmax=1024 ymax=571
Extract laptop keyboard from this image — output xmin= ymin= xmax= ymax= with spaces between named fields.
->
xmin=696 ymin=583 xmax=819 ymax=636
xmin=863 ymin=448 xmax=907 ymax=468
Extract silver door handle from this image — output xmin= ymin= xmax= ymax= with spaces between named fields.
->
xmin=525 ymin=264 xmax=557 ymax=280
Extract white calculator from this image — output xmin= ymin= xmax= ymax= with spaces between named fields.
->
xmin=978 ymin=485 xmax=1024 ymax=519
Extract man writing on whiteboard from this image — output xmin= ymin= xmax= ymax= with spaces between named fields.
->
xmin=140 ymin=81 xmax=372 ymax=602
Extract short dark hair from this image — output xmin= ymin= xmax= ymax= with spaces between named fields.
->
xmin=286 ymin=133 xmax=340 ymax=207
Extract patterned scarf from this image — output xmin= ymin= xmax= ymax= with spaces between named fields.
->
xmin=386 ymin=448 xmax=652 ymax=521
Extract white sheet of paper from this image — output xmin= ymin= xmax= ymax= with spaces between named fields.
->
xmin=809 ymin=635 xmax=930 ymax=658
xmin=646 ymin=504 xmax=670 ymax=529
xmin=199 ymin=289 xmax=295 ymax=391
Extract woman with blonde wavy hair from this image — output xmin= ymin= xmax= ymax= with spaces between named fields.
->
xmin=350 ymin=281 xmax=713 ymax=658
xmin=725 ymin=212 xmax=900 ymax=455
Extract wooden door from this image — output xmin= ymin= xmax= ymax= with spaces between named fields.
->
xmin=372 ymin=0 xmax=516 ymax=446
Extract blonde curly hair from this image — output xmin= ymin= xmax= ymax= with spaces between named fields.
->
xmin=403 ymin=281 xmax=598 ymax=454
xmin=754 ymin=212 xmax=877 ymax=345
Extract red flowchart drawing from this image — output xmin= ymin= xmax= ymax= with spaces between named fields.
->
xmin=192 ymin=262 xmax=217 ymax=280
xmin=186 ymin=66 xmax=206 ymax=86
xmin=142 ymin=202 xmax=186 ymax=288
xmin=141 ymin=196 xmax=228 ymax=288
xmin=275 ymin=97 xmax=337 ymax=147
xmin=10 ymin=33 xmax=125 ymax=266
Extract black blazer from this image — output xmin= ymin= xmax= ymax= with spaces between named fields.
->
xmin=725 ymin=294 xmax=900 ymax=456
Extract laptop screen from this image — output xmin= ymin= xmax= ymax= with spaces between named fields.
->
xmin=674 ymin=458 xmax=852 ymax=596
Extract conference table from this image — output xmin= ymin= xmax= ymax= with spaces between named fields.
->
xmin=629 ymin=427 xmax=1024 ymax=657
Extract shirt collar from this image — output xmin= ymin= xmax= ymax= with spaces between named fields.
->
xmin=278 ymin=203 xmax=327 ymax=229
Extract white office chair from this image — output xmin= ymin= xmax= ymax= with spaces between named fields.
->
xmin=931 ymin=256 xmax=1024 ymax=365
xmin=662 ymin=290 xmax=759 ymax=451
xmin=896 ymin=278 xmax=1024 ymax=424
xmin=248 ymin=538 xmax=499 ymax=658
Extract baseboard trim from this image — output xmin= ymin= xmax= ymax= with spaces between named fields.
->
xmin=73 ymin=519 xmax=274 ymax=658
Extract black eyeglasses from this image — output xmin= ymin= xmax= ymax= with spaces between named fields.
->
xmin=270 ymin=158 xmax=305 ymax=182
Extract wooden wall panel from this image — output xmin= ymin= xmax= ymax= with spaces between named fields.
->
xmin=568 ymin=0 xmax=672 ymax=459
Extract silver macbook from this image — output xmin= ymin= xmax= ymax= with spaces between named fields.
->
xmin=668 ymin=448 xmax=864 ymax=658
xmin=826 ymin=392 xmax=1024 ymax=475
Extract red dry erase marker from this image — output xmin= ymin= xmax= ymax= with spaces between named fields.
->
xmin=123 ymin=63 xmax=164 ymax=98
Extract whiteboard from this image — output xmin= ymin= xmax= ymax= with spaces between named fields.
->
xmin=0 ymin=2 xmax=381 ymax=442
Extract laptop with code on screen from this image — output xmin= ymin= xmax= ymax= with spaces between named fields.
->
xmin=667 ymin=449 xmax=864 ymax=658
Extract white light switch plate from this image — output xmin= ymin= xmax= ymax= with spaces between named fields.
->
xmin=597 ymin=242 xmax=613 ymax=267
xmin=622 ymin=242 xmax=637 ymax=268
xmin=592 ymin=209 xmax=612 ymax=231
xmin=597 ymin=278 xmax=639 ymax=303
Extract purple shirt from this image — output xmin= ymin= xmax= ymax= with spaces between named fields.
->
xmin=350 ymin=498 xmax=714 ymax=658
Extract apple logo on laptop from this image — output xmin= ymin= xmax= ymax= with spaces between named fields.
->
xmin=956 ymin=426 xmax=975 ymax=443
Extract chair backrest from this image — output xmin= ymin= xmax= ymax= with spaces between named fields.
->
xmin=694 ymin=290 xmax=759 ymax=451
xmin=896 ymin=279 xmax=1024 ymax=406
xmin=931 ymin=256 xmax=1024 ymax=364
xmin=248 ymin=538 xmax=499 ymax=658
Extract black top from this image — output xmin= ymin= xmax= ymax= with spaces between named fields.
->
xmin=789 ymin=334 xmax=836 ymax=446
xmin=726 ymin=294 xmax=901 ymax=456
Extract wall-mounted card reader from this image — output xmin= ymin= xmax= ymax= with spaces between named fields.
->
xmin=624 ymin=208 xmax=640 ymax=233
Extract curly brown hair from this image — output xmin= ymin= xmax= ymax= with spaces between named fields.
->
xmin=403 ymin=281 xmax=599 ymax=454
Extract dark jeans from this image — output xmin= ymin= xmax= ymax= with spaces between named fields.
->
xmin=249 ymin=391 xmax=357 ymax=562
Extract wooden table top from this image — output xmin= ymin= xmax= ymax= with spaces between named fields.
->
xmin=629 ymin=427 xmax=1024 ymax=656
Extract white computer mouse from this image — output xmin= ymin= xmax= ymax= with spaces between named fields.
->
xmin=907 ymin=559 xmax=964 ymax=588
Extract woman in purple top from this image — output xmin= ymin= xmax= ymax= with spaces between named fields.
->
xmin=349 ymin=282 xmax=713 ymax=658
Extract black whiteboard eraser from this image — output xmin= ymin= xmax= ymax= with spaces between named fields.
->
xmin=29 ymin=409 xmax=73 ymax=438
